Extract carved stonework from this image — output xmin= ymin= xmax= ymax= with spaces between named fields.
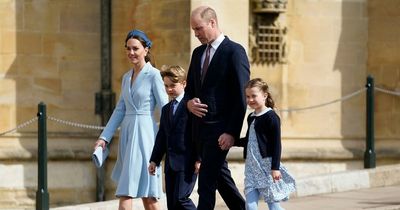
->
xmin=251 ymin=0 xmax=287 ymax=64
xmin=249 ymin=26 xmax=259 ymax=63
xmin=250 ymin=22 xmax=287 ymax=64
xmin=253 ymin=0 xmax=287 ymax=13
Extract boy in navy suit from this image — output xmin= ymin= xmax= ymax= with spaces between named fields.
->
xmin=148 ymin=65 xmax=200 ymax=210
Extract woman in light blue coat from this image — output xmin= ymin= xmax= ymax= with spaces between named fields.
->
xmin=94 ymin=30 xmax=168 ymax=210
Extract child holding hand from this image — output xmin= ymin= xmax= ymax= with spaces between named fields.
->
xmin=148 ymin=65 xmax=200 ymax=210
xmin=236 ymin=78 xmax=296 ymax=210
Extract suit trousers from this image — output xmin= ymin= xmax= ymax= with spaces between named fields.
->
xmin=197 ymin=126 xmax=245 ymax=210
xmin=165 ymin=166 xmax=197 ymax=210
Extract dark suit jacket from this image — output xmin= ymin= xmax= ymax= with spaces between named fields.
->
xmin=185 ymin=36 xmax=250 ymax=145
xmin=150 ymin=98 xmax=197 ymax=172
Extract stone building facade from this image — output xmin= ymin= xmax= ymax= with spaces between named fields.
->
xmin=0 ymin=0 xmax=399 ymax=208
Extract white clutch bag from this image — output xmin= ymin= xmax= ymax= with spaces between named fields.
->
xmin=92 ymin=146 xmax=109 ymax=168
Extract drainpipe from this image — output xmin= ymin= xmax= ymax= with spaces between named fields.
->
xmin=95 ymin=0 xmax=115 ymax=201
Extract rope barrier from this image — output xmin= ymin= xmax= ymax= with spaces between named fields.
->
xmin=0 ymin=86 xmax=398 ymax=136
xmin=375 ymin=87 xmax=400 ymax=96
xmin=47 ymin=116 xmax=105 ymax=130
xmin=0 ymin=117 xmax=38 ymax=136
xmin=0 ymin=116 xmax=105 ymax=137
xmin=279 ymin=87 xmax=367 ymax=112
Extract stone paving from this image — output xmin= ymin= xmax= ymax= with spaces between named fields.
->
xmin=50 ymin=164 xmax=400 ymax=210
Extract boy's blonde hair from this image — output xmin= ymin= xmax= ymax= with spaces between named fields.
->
xmin=160 ymin=65 xmax=187 ymax=83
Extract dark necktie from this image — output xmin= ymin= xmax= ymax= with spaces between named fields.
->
xmin=201 ymin=45 xmax=211 ymax=83
xmin=169 ymin=99 xmax=177 ymax=121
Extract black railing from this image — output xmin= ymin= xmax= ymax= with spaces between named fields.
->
xmin=36 ymin=102 xmax=49 ymax=210
xmin=365 ymin=75 xmax=376 ymax=168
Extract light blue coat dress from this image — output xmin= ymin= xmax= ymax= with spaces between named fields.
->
xmin=99 ymin=62 xmax=168 ymax=198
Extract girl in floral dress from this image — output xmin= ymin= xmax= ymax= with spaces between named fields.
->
xmin=236 ymin=78 xmax=296 ymax=210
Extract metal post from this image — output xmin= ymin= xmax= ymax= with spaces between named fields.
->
xmin=36 ymin=102 xmax=49 ymax=210
xmin=364 ymin=75 xmax=376 ymax=168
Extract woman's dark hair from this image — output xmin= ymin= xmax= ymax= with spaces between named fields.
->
xmin=125 ymin=30 xmax=155 ymax=66
xmin=245 ymin=78 xmax=275 ymax=108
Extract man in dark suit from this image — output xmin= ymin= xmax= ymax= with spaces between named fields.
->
xmin=149 ymin=66 xmax=200 ymax=210
xmin=185 ymin=6 xmax=250 ymax=210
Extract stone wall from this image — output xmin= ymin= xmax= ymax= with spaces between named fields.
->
xmin=111 ymin=0 xmax=191 ymax=97
xmin=368 ymin=0 xmax=400 ymax=140
xmin=1 ymin=0 xmax=400 ymax=209
xmin=0 ymin=0 xmax=191 ymax=208
xmin=245 ymin=0 xmax=399 ymax=170
xmin=278 ymin=0 xmax=368 ymax=157
xmin=251 ymin=0 xmax=398 ymax=162
xmin=0 ymin=0 xmax=101 ymax=207
xmin=0 ymin=0 xmax=101 ymax=133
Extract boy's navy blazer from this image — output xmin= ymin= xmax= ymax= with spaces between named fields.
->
xmin=150 ymin=98 xmax=196 ymax=172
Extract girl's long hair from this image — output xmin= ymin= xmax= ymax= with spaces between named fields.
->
xmin=245 ymin=78 xmax=275 ymax=108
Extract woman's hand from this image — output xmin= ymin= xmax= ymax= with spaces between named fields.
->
xmin=94 ymin=139 xmax=106 ymax=150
